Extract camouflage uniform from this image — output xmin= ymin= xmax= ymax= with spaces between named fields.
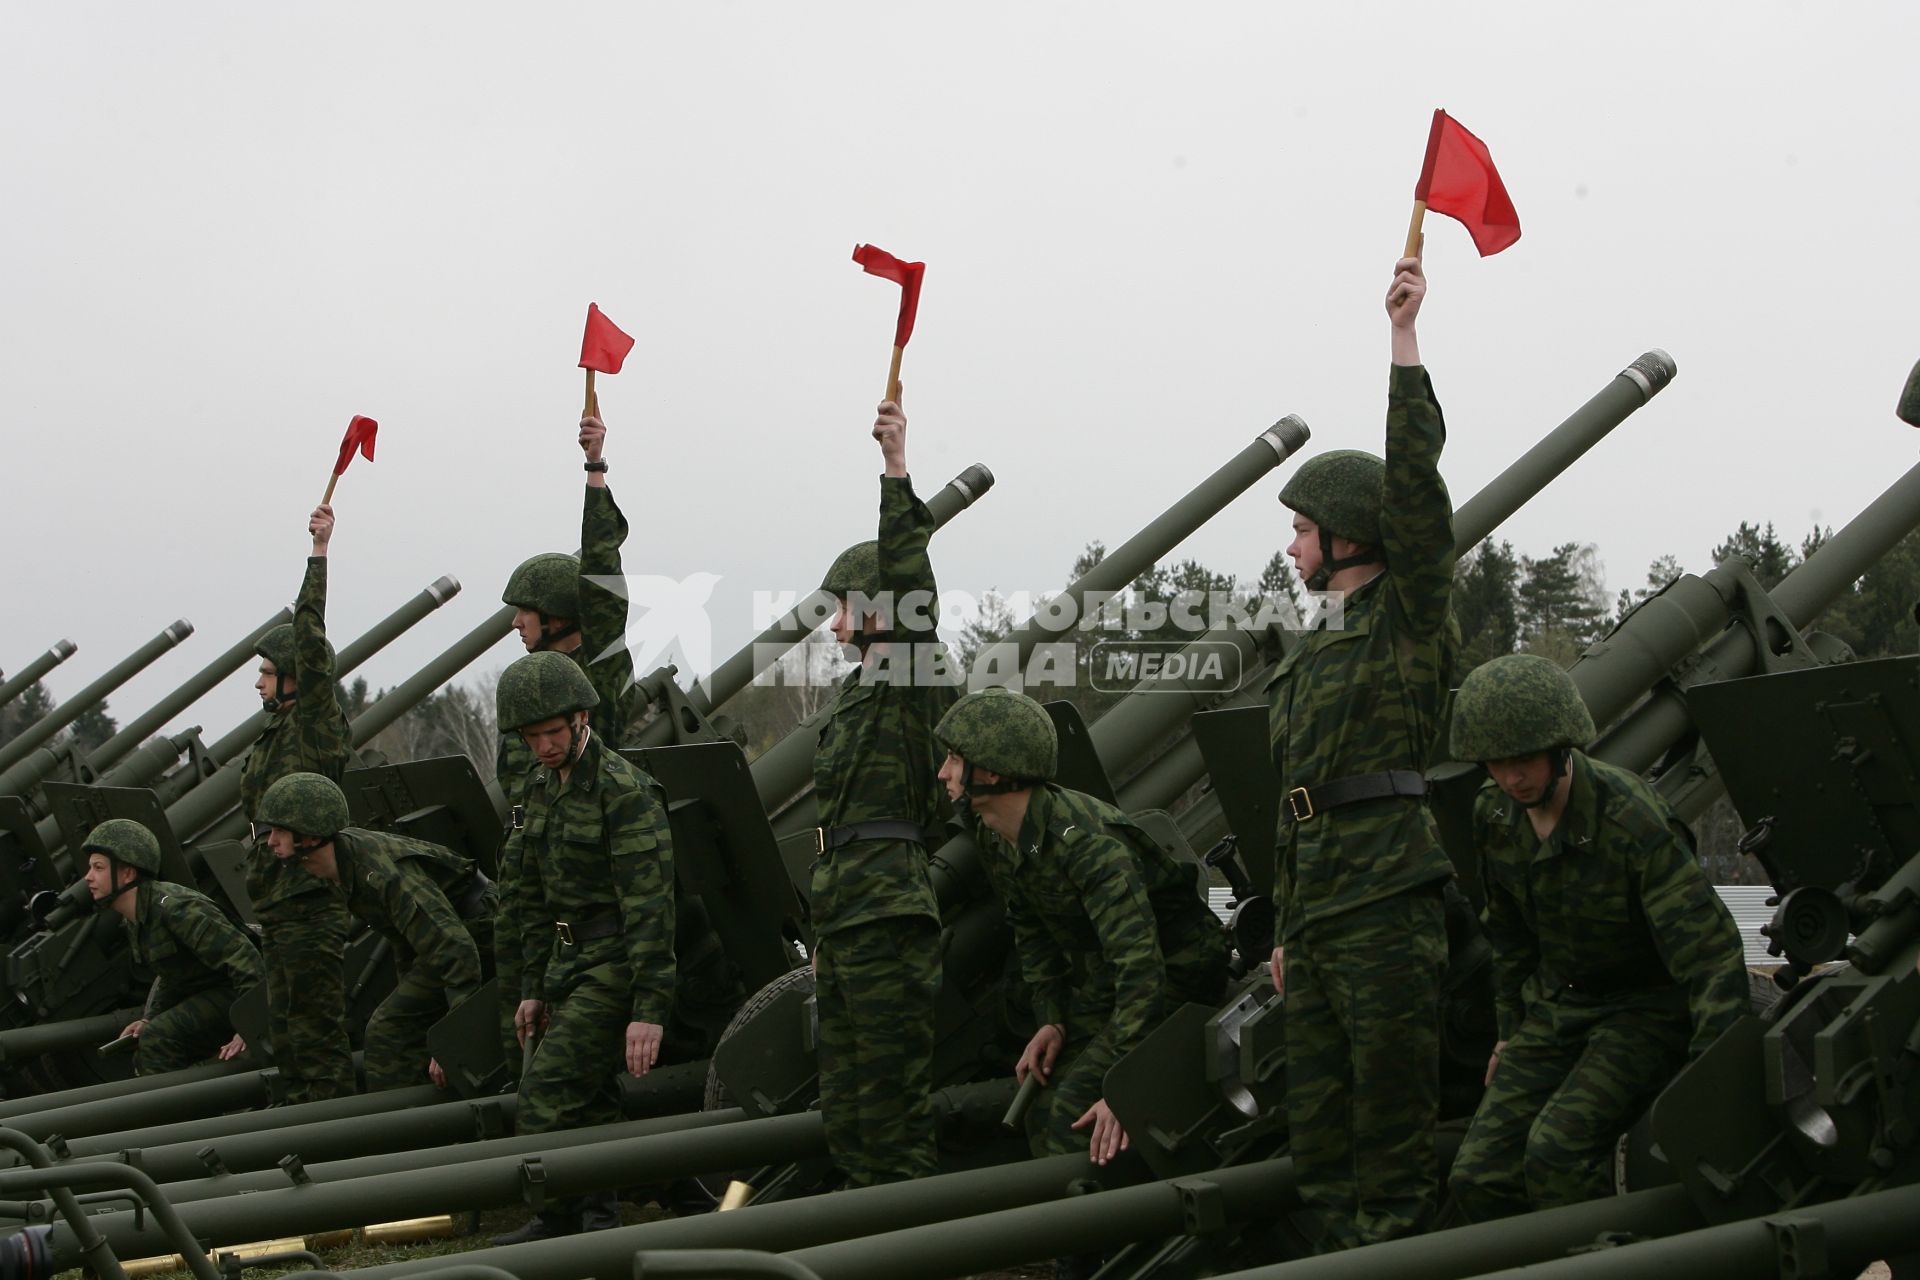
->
xmin=332 ymin=827 xmax=493 ymax=1091
xmin=495 ymin=486 xmax=638 ymax=1070
xmin=510 ymin=730 xmax=674 ymax=1134
xmin=126 ymin=881 xmax=262 ymax=1075
xmin=971 ymin=783 xmax=1230 ymax=1154
xmin=811 ymin=475 xmax=958 ymax=1187
xmin=1267 ymin=365 xmax=1458 ymax=1250
xmin=241 ymin=556 xmax=356 ymax=1104
xmin=1447 ymin=751 xmax=1747 ymax=1220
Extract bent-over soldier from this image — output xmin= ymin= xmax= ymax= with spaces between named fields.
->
xmin=1445 ymin=654 xmax=1746 ymax=1220
xmin=256 ymin=772 xmax=494 ymax=1092
xmin=935 ymin=688 xmax=1230 ymax=1165
xmin=83 ymin=819 xmax=259 ymax=1075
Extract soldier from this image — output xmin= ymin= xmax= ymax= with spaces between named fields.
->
xmin=241 ymin=502 xmax=357 ymax=1105
xmin=494 ymin=413 xmax=639 ymax=1075
xmin=1266 ymin=255 xmax=1457 ymax=1251
xmin=810 ymin=398 xmax=958 ymax=1187
xmin=255 ymin=772 xmax=495 ymax=1092
xmin=1444 ymin=654 xmax=1747 ymax=1220
xmin=493 ymin=650 xmax=675 ymax=1243
xmin=82 ymin=819 xmax=260 ymax=1075
xmin=934 ymin=688 xmax=1230 ymax=1165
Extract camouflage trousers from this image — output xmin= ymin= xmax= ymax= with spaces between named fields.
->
xmin=259 ymin=891 xmax=356 ymax=1104
xmin=517 ymin=960 xmax=631 ymax=1135
xmin=1285 ymin=890 xmax=1447 ymax=1252
xmin=1448 ymin=990 xmax=1689 ymax=1221
xmin=815 ymin=915 xmax=941 ymax=1187
xmin=137 ymin=986 xmax=240 ymax=1076
xmin=363 ymin=968 xmax=449 ymax=1092
xmin=1032 ymin=930 xmax=1232 ymax=1157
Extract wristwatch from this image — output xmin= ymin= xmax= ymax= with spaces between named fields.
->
xmin=584 ymin=460 xmax=609 ymax=473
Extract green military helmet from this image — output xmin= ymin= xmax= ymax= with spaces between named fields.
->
xmin=1278 ymin=449 xmax=1386 ymax=547
xmin=935 ymin=687 xmax=1058 ymax=782
xmin=496 ymin=650 xmax=600 ymax=731
xmin=502 ymin=553 xmax=582 ymax=620
xmin=820 ymin=541 xmax=879 ymax=600
xmin=254 ymin=624 xmax=337 ymax=675
xmin=81 ymin=818 xmax=163 ymax=874
xmin=257 ymin=772 xmax=351 ymax=839
xmin=1450 ymin=653 xmax=1597 ymax=763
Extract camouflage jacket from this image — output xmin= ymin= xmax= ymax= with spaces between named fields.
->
xmin=497 ymin=484 xmax=640 ymax=810
xmin=334 ymin=828 xmax=484 ymax=996
xmin=510 ymin=731 xmax=675 ymax=1024
xmin=972 ymin=784 xmax=1229 ymax=1059
xmin=241 ymin=556 xmax=353 ymax=827
xmin=128 ymin=880 xmax=262 ymax=1018
xmin=1267 ymin=365 xmax=1459 ymax=943
xmin=810 ymin=476 xmax=959 ymax=938
xmin=1475 ymin=751 xmax=1747 ymax=1057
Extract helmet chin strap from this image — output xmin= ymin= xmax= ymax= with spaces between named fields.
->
xmin=261 ymin=671 xmax=298 ymax=714
xmin=533 ymin=614 xmax=581 ymax=652
xmin=564 ymin=719 xmax=590 ymax=768
xmin=92 ymin=857 xmax=143 ymax=909
xmin=952 ymin=760 xmax=1025 ymax=821
xmin=1516 ymin=748 xmax=1572 ymax=811
xmin=1307 ymin=529 xmax=1383 ymax=592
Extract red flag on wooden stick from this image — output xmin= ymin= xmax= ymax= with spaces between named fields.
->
xmin=852 ymin=244 xmax=925 ymax=348
xmin=578 ymin=303 xmax=635 ymax=374
xmin=1410 ymin=110 xmax=1521 ymax=257
xmin=852 ymin=244 xmax=924 ymax=404
xmin=322 ymin=415 xmax=378 ymax=503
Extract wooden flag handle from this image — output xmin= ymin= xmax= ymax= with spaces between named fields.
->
xmin=321 ymin=473 xmax=340 ymax=505
xmin=583 ymin=368 xmax=599 ymax=419
xmin=884 ymin=345 xmax=904 ymax=406
xmin=1403 ymin=201 xmax=1427 ymax=259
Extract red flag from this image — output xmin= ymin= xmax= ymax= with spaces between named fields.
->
xmin=852 ymin=244 xmax=926 ymax=347
xmin=578 ymin=303 xmax=636 ymax=374
xmin=333 ymin=415 xmax=377 ymax=476
xmin=1414 ymin=111 xmax=1521 ymax=256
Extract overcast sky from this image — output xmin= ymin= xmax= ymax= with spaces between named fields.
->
xmin=3 ymin=2 xmax=1917 ymax=742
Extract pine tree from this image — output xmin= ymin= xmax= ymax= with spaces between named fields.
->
xmin=1711 ymin=521 xmax=1795 ymax=588
xmin=1455 ymin=540 xmax=1520 ymax=668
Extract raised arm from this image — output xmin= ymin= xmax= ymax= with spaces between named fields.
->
xmin=1379 ymin=257 xmax=1456 ymax=637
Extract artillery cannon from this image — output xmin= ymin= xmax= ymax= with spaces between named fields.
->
xmin=0 ymin=641 xmax=78 ymax=716
xmin=0 ymin=622 xmax=193 ymax=781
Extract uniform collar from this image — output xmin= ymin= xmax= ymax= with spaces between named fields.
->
xmin=552 ymin=730 xmax=605 ymax=794
xmin=1497 ymin=749 xmax=1601 ymax=857
xmin=1009 ymin=783 xmax=1061 ymax=866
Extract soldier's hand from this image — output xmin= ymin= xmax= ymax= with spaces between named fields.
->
xmin=580 ymin=415 xmax=607 ymax=463
xmin=428 ymin=1057 xmax=448 ymax=1089
xmin=1268 ymin=946 xmax=1285 ymax=996
xmin=873 ymin=400 xmax=907 ymax=478
xmin=514 ymin=999 xmax=548 ymax=1047
xmin=626 ymin=1020 xmax=664 ymax=1076
xmin=216 ymin=1033 xmax=246 ymax=1061
xmin=1016 ymin=1023 xmax=1065 ymax=1085
xmin=309 ymin=504 xmax=335 ymax=555
xmin=1484 ymin=1039 xmax=1507 ymax=1086
xmin=1386 ymin=255 xmax=1425 ymax=330
xmin=1071 ymin=1099 xmax=1131 ymax=1167
xmin=120 ymin=1018 xmax=147 ymax=1039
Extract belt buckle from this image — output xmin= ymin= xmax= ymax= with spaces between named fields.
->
xmin=1286 ymin=787 xmax=1314 ymax=822
xmin=814 ymin=827 xmax=828 ymax=857
xmin=555 ymin=921 xmax=576 ymax=947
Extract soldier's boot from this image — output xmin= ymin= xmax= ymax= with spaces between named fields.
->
xmin=490 ymin=1209 xmax=576 ymax=1246
xmin=578 ymin=1190 xmax=623 ymax=1232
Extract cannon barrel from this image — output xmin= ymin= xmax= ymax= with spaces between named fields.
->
xmin=0 ymin=1059 xmax=244 ymax=1122
xmin=668 ymin=463 xmax=996 ymax=741
xmin=158 ymin=575 xmax=461 ymax=842
xmin=0 ymin=641 xmax=77 ymax=714
xmin=0 ymin=621 xmax=193 ymax=783
xmin=0 ymin=611 xmax=289 ymax=803
xmin=1098 ymin=350 xmax=1680 ymax=809
xmin=0 ymin=1007 xmax=140 ymax=1067
xmin=751 ymin=421 xmax=1311 ymax=821
xmin=1590 ymin=456 xmax=1920 ymax=778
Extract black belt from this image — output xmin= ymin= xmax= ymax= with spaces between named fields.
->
xmin=1286 ymin=770 xmax=1427 ymax=822
xmin=815 ymin=820 xmax=939 ymax=856
xmin=554 ymin=908 xmax=621 ymax=947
